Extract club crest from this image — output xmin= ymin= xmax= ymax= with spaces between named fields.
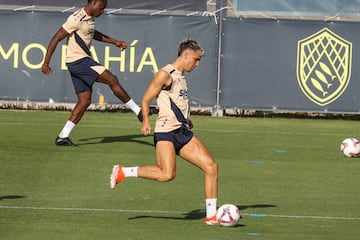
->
xmin=296 ymin=28 xmax=352 ymax=106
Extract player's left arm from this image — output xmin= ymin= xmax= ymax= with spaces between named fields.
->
xmin=93 ymin=30 xmax=127 ymax=50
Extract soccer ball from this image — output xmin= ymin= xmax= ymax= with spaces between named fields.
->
xmin=216 ymin=204 xmax=240 ymax=227
xmin=341 ymin=138 xmax=360 ymax=157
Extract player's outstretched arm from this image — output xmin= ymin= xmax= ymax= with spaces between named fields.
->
xmin=93 ymin=30 xmax=127 ymax=51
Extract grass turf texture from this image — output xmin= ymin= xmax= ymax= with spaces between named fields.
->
xmin=1 ymin=109 xmax=360 ymax=240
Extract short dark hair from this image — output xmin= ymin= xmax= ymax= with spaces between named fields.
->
xmin=88 ymin=0 xmax=107 ymax=3
xmin=177 ymin=39 xmax=204 ymax=57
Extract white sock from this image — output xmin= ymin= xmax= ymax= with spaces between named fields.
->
xmin=59 ymin=120 xmax=76 ymax=138
xmin=125 ymin=99 xmax=141 ymax=115
xmin=122 ymin=166 xmax=138 ymax=177
xmin=206 ymin=198 xmax=217 ymax=218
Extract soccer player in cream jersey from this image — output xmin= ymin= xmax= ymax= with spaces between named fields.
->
xmin=110 ymin=39 xmax=219 ymax=225
xmin=42 ymin=0 xmax=142 ymax=146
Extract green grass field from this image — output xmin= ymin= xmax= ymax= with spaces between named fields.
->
xmin=1 ymin=109 xmax=360 ymax=240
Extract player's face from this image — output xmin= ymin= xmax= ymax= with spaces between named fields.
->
xmin=93 ymin=0 xmax=107 ymax=17
xmin=183 ymin=49 xmax=202 ymax=72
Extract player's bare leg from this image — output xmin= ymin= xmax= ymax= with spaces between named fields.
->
xmin=97 ymin=70 xmax=130 ymax=103
xmin=97 ymin=70 xmax=142 ymax=121
xmin=111 ymin=141 xmax=177 ymax=187
xmin=137 ymin=141 xmax=177 ymax=181
xmin=180 ymin=137 xmax=218 ymax=198
xmin=55 ymin=91 xmax=91 ymax=146
xmin=109 ymin=137 xmax=218 ymax=225
xmin=69 ymin=91 xmax=92 ymax=124
xmin=179 ymin=136 xmax=218 ymax=224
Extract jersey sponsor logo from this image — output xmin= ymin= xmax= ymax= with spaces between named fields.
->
xmin=179 ymin=89 xmax=188 ymax=98
xmin=296 ymin=27 xmax=352 ymax=106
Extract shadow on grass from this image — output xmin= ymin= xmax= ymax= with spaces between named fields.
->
xmin=128 ymin=214 xmax=246 ymax=227
xmin=0 ymin=195 xmax=26 ymax=201
xmin=77 ymin=134 xmax=153 ymax=146
xmin=237 ymin=204 xmax=277 ymax=211
xmin=128 ymin=209 xmax=206 ymax=221
xmin=128 ymin=204 xmax=276 ymax=226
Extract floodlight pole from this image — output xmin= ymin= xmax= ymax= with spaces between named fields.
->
xmin=213 ymin=0 xmax=227 ymax=117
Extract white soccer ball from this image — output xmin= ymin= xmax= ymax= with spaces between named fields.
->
xmin=341 ymin=138 xmax=360 ymax=157
xmin=216 ymin=204 xmax=240 ymax=227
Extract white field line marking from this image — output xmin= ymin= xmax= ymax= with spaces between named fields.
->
xmin=0 ymin=205 xmax=184 ymax=214
xmin=241 ymin=213 xmax=360 ymax=221
xmin=196 ymin=128 xmax=344 ymax=137
xmin=1 ymin=205 xmax=359 ymax=220
xmin=0 ymin=122 xmax=136 ymax=129
xmin=0 ymin=121 xmax=345 ymax=137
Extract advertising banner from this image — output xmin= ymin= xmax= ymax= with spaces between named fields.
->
xmin=0 ymin=0 xmax=207 ymax=11
xmin=0 ymin=11 xmax=218 ymax=105
xmin=220 ymin=18 xmax=360 ymax=112
xmin=233 ymin=0 xmax=360 ymax=17
xmin=2 ymin=10 xmax=360 ymax=113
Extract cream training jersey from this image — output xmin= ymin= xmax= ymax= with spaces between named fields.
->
xmin=62 ymin=8 xmax=95 ymax=63
xmin=155 ymin=64 xmax=190 ymax=133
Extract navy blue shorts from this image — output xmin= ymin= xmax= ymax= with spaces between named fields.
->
xmin=66 ymin=57 xmax=105 ymax=93
xmin=154 ymin=125 xmax=194 ymax=155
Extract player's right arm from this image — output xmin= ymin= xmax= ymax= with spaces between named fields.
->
xmin=42 ymin=11 xmax=80 ymax=75
xmin=141 ymin=70 xmax=172 ymax=136
xmin=41 ymin=27 xmax=69 ymax=75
